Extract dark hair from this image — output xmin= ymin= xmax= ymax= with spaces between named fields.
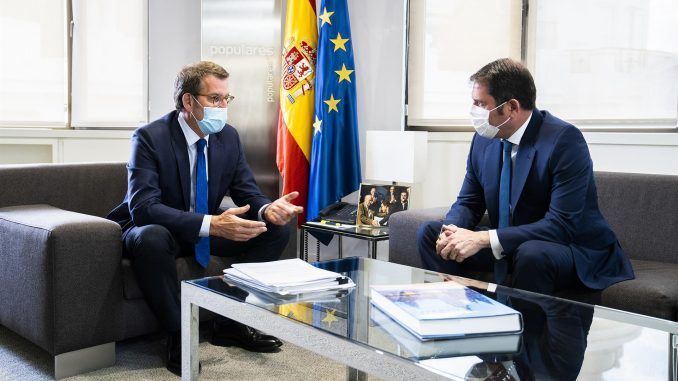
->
xmin=174 ymin=61 xmax=229 ymax=110
xmin=469 ymin=58 xmax=536 ymax=110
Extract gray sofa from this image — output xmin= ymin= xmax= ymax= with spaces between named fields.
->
xmin=389 ymin=172 xmax=678 ymax=322
xmin=0 ymin=162 xmax=292 ymax=378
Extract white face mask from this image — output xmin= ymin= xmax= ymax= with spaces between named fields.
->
xmin=190 ymin=95 xmax=228 ymax=135
xmin=469 ymin=101 xmax=510 ymax=139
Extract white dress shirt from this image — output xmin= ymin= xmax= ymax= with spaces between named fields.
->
xmin=488 ymin=112 xmax=532 ymax=259
xmin=178 ymin=113 xmax=212 ymax=237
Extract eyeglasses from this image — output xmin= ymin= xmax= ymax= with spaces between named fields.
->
xmin=196 ymin=93 xmax=235 ymax=107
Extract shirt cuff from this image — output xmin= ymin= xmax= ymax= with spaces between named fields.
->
xmin=489 ymin=229 xmax=504 ymax=260
xmin=199 ymin=215 xmax=212 ymax=237
xmin=258 ymin=203 xmax=270 ymax=222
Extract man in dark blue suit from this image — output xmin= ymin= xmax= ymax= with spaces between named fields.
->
xmin=108 ymin=61 xmax=303 ymax=375
xmin=417 ymin=58 xmax=634 ymax=297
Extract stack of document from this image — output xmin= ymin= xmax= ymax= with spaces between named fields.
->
xmin=223 ymin=258 xmax=355 ymax=296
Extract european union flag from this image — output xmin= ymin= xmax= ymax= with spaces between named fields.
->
xmin=307 ymin=0 xmax=362 ymax=222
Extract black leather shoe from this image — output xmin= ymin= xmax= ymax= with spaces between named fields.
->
xmin=166 ymin=331 xmax=201 ymax=376
xmin=211 ymin=321 xmax=282 ymax=352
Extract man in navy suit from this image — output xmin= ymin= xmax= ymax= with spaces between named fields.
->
xmin=417 ymin=58 xmax=634 ymax=297
xmin=107 ymin=61 xmax=302 ymax=375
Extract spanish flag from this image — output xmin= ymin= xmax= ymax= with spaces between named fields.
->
xmin=276 ymin=0 xmax=318 ymax=225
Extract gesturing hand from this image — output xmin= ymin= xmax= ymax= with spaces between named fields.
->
xmin=264 ymin=191 xmax=304 ymax=226
xmin=210 ymin=204 xmax=267 ymax=241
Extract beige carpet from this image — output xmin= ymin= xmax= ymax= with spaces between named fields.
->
xmin=0 ymin=325 xmax=358 ymax=380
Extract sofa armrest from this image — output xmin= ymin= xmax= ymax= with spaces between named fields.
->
xmin=388 ymin=207 xmax=447 ymax=269
xmin=0 ymin=204 xmax=123 ymax=355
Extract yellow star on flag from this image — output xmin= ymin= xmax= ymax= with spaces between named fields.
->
xmin=335 ymin=63 xmax=354 ymax=83
xmin=313 ymin=115 xmax=323 ymax=134
xmin=329 ymin=32 xmax=349 ymax=52
xmin=324 ymin=94 xmax=341 ymax=113
xmin=318 ymin=7 xmax=334 ymax=27
xmin=321 ymin=309 xmax=338 ymax=327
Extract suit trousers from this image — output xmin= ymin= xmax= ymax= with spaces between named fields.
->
xmin=123 ymin=223 xmax=289 ymax=333
xmin=416 ymin=220 xmax=579 ymax=296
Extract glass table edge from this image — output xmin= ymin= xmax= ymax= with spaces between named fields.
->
xmin=184 ymin=257 xmax=678 ymax=335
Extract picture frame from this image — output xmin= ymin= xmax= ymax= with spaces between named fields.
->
xmin=357 ymin=183 xmax=410 ymax=228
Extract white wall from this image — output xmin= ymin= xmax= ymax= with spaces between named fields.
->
xmin=585 ymin=133 xmax=678 ymax=175
xmin=349 ymin=0 xmax=407 ymax=161
xmin=0 ymin=129 xmax=133 ymax=164
xmin=419 ymin=132 xmax=474 ymax=208
xmin=148 ymin=0 xmax=201 ymax=120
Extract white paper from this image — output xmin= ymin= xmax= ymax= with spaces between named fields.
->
xmin=229 ymin=258 xmax=345 ymax=286
xmin=223 ymin=258 xmax=355 ymax=295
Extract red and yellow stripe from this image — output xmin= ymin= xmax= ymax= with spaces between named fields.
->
xmin=276 ymin=0 xmax=317 ymax=225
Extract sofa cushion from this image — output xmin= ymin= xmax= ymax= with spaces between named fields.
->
xmin=595 ymin=172 xmax=678 ymax=264
xmin=601 ymin=259 xmax=678 ymax=321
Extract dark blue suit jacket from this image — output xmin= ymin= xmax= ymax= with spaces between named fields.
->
xmin=107 ymin=110 xmax=270 ymax=245
xmin=445 ymin=109 xmax=633 ymax=289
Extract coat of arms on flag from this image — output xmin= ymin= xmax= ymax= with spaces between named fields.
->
xmin=282 ymin=39 xmax=317 ymax=103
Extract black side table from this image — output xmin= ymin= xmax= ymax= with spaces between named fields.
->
xmin=299 ymin=222 xmax=389 ymax=262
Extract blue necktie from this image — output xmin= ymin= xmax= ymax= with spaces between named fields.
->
xmin=495 ymin=140 xmax=513 ymax=286
xmin=195 ymin=138 xmax=210 ymax=268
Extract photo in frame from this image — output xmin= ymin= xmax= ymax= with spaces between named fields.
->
xmin=357 ymin=183 xmax=410 ymax=228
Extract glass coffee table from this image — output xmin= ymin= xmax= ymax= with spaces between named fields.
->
xmin=181 ymin=257 xmax=677 ymax=380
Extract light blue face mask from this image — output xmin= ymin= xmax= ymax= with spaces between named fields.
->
xmin=191 ymin=95 xmax=228 ymax=135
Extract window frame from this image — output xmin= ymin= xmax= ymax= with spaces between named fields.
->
xmin=0 ymin=0 xmax=148 ymax=130
xmin=69 ymin=0 xmax=149 ymax=129
xmin=0 ymin=0 xmax=70 ymax=128
xmin=405 ymin=0 xmax=678 ymax=133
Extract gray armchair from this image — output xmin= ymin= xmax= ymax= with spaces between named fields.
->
xmin=0 ymin=162 xmax=275 ymax=378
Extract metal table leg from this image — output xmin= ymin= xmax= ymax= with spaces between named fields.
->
xmin=671 ymin=333 xmax=677 ymax=381
xmin=368 ymin=240 xmax=378 ymax=259
xmin=181 ymin=289 xmax=200 ymax=380
xmin=338 ymin=235 xmax=343 ymax=259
